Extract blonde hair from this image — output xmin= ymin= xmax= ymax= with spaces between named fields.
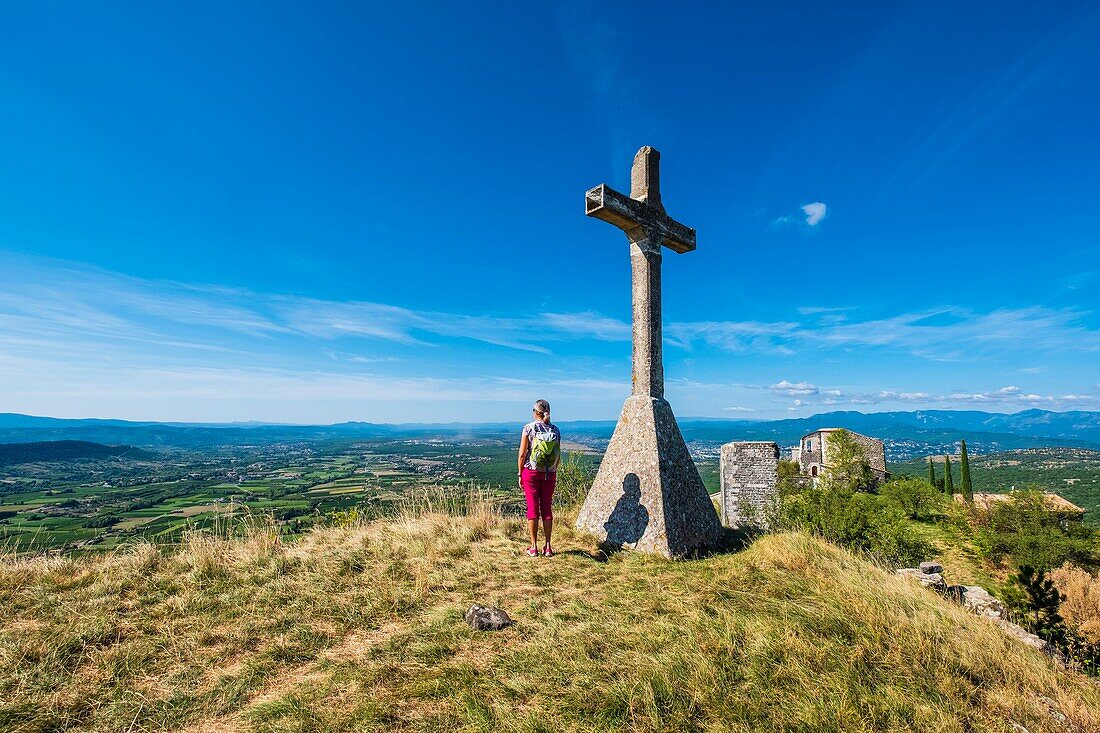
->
xmin=533 ymin=399 xmax=551 ymax=420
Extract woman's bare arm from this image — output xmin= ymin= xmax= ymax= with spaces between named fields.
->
xmin=517 ymin=432 xmax=529 ymax=479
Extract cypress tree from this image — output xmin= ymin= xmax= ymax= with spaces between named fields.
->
xmin=927 ymin=457 xmax=936 ymax=488
xmin=959 ymin=440 xmax=973 ymax=502
xmin=944 ymin=455 xmax=954 ymax=495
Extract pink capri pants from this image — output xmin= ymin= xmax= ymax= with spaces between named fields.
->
xmin=521 ymin=468 xmax=556 ymax=520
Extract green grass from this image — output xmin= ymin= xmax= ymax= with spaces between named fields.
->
xmin=1 ymin=494 xmax=1098 ymax=732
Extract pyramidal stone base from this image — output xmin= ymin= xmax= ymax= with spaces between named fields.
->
xmin=576 ymin=395 xmax=724 ymax=558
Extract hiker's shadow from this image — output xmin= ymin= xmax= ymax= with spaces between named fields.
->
xmin=567 ymin=473 xmax=757 ymax=561
xmin=564 ymin=474 xmax=648 ymax=562
xmin=604 ymin=473 xmax=648 ymax=547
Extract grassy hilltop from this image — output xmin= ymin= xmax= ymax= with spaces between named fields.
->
xmin=2 ymin=500 xmax=1098 ymax=733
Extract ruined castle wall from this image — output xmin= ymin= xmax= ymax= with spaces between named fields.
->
xmin=815 ymin=430 xmax=889 ymax=484
xmin=720 ymin=441 xmax=780 ymax=529
xmin=850 ymin=433 xmax=887 ymax=477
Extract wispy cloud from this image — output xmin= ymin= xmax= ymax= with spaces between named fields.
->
xmin=0 ymin=255 xmax=634 ymax=359
xmin=797 ymin=306 xmax=851 ymax=315
xmin=883 ymin=12 xmax=1100 ymax=195
xmin=768 ymin=381 xmax=1098 ymax=412
xmin=669 ymin=306 xmax=1100 ymax=359
xmin=2 ymin=252 xmax=1096 ymax=421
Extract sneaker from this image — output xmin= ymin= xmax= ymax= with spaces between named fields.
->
xmin=542 ymin=545 xmax=554 ymax=557
xmin=526 ymin=546 xmax=540 ymax=557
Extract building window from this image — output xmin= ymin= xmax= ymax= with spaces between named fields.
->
xmin=811 ymin=465 xmax=818 ymax=477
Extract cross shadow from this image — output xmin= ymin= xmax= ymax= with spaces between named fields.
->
xmin=710 ymin=525 xmax=760 ymax=555
xmin=562 ymin=548 xmax=611 ymax=563
xmin=602 ymin=473 xmax=649 ymax=550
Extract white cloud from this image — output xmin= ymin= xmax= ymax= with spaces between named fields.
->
xmin=0 ymin=254 xmax=639 ymax=359
xmin=771 ymin=380 xmax=819 ymax=396
xmin=802 ymin=202 xmax=827 ymax=226
xmin=723 ymin=406 xmax=754 ymax=412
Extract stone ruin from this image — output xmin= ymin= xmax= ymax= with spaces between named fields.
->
xmin=719 ymin=441 xmax=779 ymax=530
xmin=792 ymin=428 xmax=888 ymax=484
xmin=718 ymin=428 xmax=890 ymax=531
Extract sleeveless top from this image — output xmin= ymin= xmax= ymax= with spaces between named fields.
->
xmin=522 ymin=420 xmax=561 ymax=472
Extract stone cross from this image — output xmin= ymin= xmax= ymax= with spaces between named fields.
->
xmin=584 ymin=146 xmax=695 ymax=399
xmin=575 ymin=146 xmax=723 ymax=558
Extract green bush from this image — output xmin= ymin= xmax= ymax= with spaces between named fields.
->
xmin=974 ymin=490 xmax=1098 ymax=571
xmin=881 ymin=477 xmax=946 ymax=521
xmin=776 ymin=485 xmax=932 ymax=566
xmin=554 ymin=452 xmax=594 ymax=508
xmin=1008 ymin=565 xmax=1066 ymax=645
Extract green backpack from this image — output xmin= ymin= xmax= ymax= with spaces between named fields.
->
xmin=529 ymin=427 xmax=560 ymax=471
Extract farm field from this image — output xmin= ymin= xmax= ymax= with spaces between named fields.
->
xmin=0 ymin=439 xmax=540 ymax=553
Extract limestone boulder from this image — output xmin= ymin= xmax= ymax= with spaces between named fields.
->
xmin=959 ymin=586 xmax=1006 ymax=619
xmin=465 ymin=604 xmax=513 ymax=631
xmin=896 ymin=568 xmax=947 ymax=592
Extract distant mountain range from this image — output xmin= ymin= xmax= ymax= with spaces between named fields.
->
xmin=674 ymin=410 xmax=1100 ymax=459
xmin=2 ymin=409 xmax=1099 ymax=457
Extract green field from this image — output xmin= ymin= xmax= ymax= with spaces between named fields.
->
xmin=0 ymin=439 xmax=550 ymax=552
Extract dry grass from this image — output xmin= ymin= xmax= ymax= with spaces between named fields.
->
xmin=1 ymin=493 xmax=1098 ymax=732
xmin=1052 ymin=563 xmax=1100 ymax=644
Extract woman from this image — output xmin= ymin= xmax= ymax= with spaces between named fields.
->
xmin=518 ymin=399 xmax=561 ymax=557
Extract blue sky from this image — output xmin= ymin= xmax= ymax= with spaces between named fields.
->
xmin=1 ymin=2 xmax=1098 ymax=423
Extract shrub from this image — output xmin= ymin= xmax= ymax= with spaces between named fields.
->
xmin=1010 ymin=565 xmax=1066 ymax=645
xmin=776 ymin=485 xmax=932 ymax=566
xmin=1009 ymin=564 xmax=1100 ymax=675
xmin=881 ymin=477 xmax=946 ymax=521
xmin=777 ymin=459 xmax=803 ymax=493
xmin=973 ymin=490 xmax=1098 ymax=570
xmin=328 ymin=507 xmax=363 ymax=528
xmin=554 ymin=452 xmax=594 ymax=508
xmin=1050 ymin=563 xmax=1100 ymax=644
xmin=84 ymin=514 xmax=119 ymax=529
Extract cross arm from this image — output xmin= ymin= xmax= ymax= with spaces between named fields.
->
xmin=584 ymin=184 xmax=696 ymax=253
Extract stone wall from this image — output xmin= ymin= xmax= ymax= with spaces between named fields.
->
xmin=844 ymin=431 xmax=888 ymax=479
xmin=798 ymin=429 xmax=889 ymax=485
xmin=719 ymin=441 xmax=780 ymax=529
